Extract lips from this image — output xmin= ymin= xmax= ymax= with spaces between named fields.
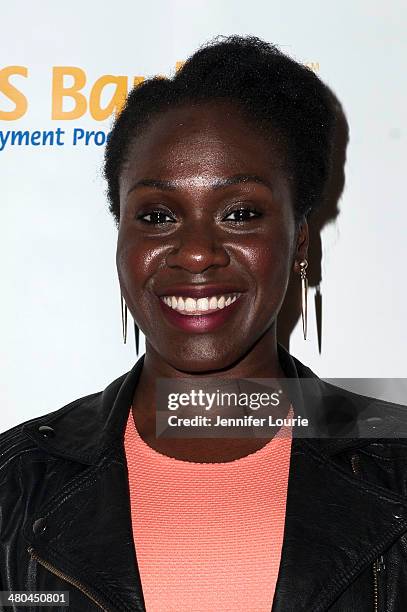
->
xmin=155 ymin=285 xmax=245 ymax=333
xmin=160 ymin=293 xmax=241 ymax=315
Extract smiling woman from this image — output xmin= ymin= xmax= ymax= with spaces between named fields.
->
xmin=2 ymin=34 xmax=407 ymax=612
xmin=116 ymin=98 xmax=301 ymax=373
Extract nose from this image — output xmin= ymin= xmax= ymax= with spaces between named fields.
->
xmin=165 ymin=225 xmax=230 ymax=274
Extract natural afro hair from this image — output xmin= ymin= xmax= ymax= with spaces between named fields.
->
xmin=104 ymin=35 xmax=337 ymax=227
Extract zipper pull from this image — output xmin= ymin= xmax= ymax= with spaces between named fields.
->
xmin=350 ymin=453 xmax=361 ymax=475
xmin=376 ymin=555 xmax=386 ymax=572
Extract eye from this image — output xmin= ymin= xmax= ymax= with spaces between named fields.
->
xmin=222 ymin=207 xmax=262 ymax=222
xmin=136 ymin=208 xmax=176 ymax=224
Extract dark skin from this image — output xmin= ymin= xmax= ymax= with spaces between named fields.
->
xmin=117 ymin=100 xmax=308 ymax=462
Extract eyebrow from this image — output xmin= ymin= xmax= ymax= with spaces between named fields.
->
xmin=127 ymin=174 xmax=274 ymax=195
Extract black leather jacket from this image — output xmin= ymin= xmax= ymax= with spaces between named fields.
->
xmin=1 ymin=344 xmax=407 ymax=612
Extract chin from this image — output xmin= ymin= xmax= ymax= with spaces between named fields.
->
xmin=161 ymin=342 xmax=244 ymax=375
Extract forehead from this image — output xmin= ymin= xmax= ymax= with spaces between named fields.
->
xmin=121 ymin=101 xmax=287 ymax=182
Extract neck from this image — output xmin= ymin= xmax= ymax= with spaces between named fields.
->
xmin=131 ymin=329 xmax=289 ymax=462
xmin=133 ymin=329 xmax=286 ymax=418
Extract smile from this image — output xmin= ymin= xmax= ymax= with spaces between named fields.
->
xmin=159 ymin=293 xmax=241 ymax=315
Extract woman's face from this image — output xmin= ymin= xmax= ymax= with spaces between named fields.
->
xmin=117 ymin=101 xmax=307 ymax=372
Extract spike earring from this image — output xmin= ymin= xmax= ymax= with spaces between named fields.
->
xmin=120 ymin=293 xmax=140 ymax=355
xmin=134 ymin=320 xmax=139 ymax=356
xmin=120 ymin=293 xmax=128 ymax=344
xmin=299 ymin=259 xmax=308 ymax=340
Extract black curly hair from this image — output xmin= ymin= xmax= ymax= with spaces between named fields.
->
xmin=104 ymin=35 xmax=337 ymax=227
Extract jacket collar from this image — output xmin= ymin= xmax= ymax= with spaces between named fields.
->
xmin=22 ymin=356 xmax=144 ymax=466
xmin=21 ymin=345 xmax=407 ymax=611
xmin=21 ymin=342 xmax=381 ymax=465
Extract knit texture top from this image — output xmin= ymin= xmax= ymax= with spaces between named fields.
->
xmin=124 ymin=407 xmax=293 ymax=612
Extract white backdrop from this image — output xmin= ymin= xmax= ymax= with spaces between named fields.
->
xmin=1 ymin=0 xmax=406 ymax=432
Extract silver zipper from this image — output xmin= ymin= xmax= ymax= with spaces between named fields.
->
xmin=372 ymin=555 xmax=385 ymax=612
xmin=372 ymin=558 xmax=379 ymax=612
xmin=27 ymin=546 xmax=109 ymax=611
xmin=350 ymin=454 xmax=385 ymax=612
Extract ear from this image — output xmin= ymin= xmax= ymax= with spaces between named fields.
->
xmin=292 ymin=218 xmax=309 ymax=274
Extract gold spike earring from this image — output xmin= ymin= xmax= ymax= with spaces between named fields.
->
xmin=120 ymin=293 xmax=140 ymax=355
xmin=120 ymin=293 xmax=128 ymax=344
xmin=299 ymin=259 xmax=308 ymax=340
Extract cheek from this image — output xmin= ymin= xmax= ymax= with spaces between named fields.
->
xmin=233 ymin=230 xmax=293 ymax=289
xmin=116 ymin=232 xmax=162 ymax=294
xmin=254 ymin=250 xmax=291 ymax=312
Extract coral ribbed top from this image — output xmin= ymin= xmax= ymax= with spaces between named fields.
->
xmin=124 ymin=408 xmax=293 ymax=612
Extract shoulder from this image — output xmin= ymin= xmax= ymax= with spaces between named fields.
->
xmin=323 ymin=382 xmax=407 ymax=443
xmin=320 ymin=377 xmax=407 ymax=418
xmin=0 ymin=364 xmax=133 ymax=469
xmin=291 ymin=351 xmax=407 ymax=442
xmin=0 ymin=390 xmax=103 ymax=470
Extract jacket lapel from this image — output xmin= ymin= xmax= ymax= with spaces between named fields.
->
xmin=273 ymin=345 xmax=407 ymax=611
xmin=271 ymin=436 xmax=407 ymax=611
xmin=22 ymin=359 xmax=147 ymax=611
xmin=24 ymin=446 xmax=146 ymax=611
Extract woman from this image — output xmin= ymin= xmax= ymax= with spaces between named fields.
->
xmin=1 ymin=35 xmax=407 ymax=612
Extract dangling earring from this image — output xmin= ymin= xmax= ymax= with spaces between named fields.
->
xmin=134 ymin=320 xmax=140 ymax=356
xmin=120 ymin=293 xmax=128 ymax=344
xmin=299 ymin=259 xmax=308 ymax=340
xmin=120 ymin=293 xmax=140 ymax=355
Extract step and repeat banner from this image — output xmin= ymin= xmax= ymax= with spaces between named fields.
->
xmin=2 ymin=1 xmax=406 ymax=430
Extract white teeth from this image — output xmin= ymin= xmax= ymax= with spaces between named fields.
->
xmin=197 ymin=298 xmax=209 ymax=311
xmin=185 ymin=297 xmax=196 ymax=312
xmin=209 ymin=296 xmax=218 ymax=309
xmin=161 ymin=293 xmax=241 ymax=315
